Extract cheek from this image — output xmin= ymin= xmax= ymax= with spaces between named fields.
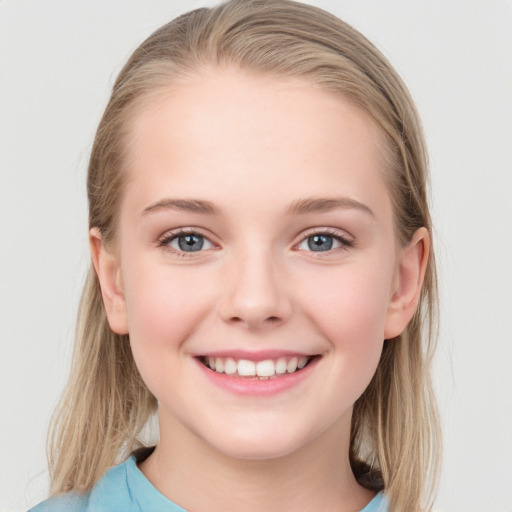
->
xmin=303 ymin=262 xmax=391 ymax=338
xmin=124 ymin=256 xmax=211 ymax=328
xmin=298 ymin=258 xmax=393 ymax=383
xmin=120 ymin=257 xmax=216 ymax=374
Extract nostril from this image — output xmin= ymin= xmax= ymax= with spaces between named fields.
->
xmin=227 ymin=315 xmax=282 ymax=326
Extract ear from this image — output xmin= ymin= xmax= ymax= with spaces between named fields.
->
xmin=89 ymin=228 xmax=129 ymax=335
xmin=384 ymin=227 xmax=430 ymax=339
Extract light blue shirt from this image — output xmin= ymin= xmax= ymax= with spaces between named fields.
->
xmin=30 ymin=455 xmax=388 ymax=511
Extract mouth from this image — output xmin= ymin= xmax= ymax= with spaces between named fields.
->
xmin=197 ymin=354 xmax=319 ymax=380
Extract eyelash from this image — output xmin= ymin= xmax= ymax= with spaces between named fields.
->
xmin=158 ymin=227 xmax=354 ymax=258
xmin=296 ymin=228 xmax=355 ymax=254
xmin=158 ymin=228 xmax=216 ymax=258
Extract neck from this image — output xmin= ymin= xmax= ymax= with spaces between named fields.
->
xmin=138 ymin=411 xmax=375 ymax=512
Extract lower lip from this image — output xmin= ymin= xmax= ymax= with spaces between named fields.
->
xmin=195 ymin=357 xmax=320 ymax=396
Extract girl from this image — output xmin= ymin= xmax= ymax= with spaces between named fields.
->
xmin=31 ymin=1 xmax=440 ymax=510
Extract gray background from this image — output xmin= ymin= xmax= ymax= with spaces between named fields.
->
xmin=1 ymin=1 xmax=511 ymax=511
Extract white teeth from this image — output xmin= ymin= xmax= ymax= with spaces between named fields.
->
xmin=256 ymin=359 xmax=275 ymax=377
xmin=204 ymin=355 xmax=312 ymax=377
xmin=237 ymin=359 xmax=256 ymax=376
xmin=275 ymin=357 xmax=287 ymax=374
xmin=287 ymin=357 xmax=298 ymax=373
xmin=224 ymin=357 xmax=237 ymax=375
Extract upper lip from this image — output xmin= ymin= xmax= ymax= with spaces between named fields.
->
xmin=194 ymin=349 xmax=318 ymax=362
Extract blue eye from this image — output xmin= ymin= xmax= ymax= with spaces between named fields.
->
xmin=307 ymin=234 xmax=334 ymax=251
xmin=298 ymin=232 xmax=350 ymax=252
xmin=177 ymin=234 xmax=204 ymax=251
xmin=163 ymin=232 xmax=214 ymax=253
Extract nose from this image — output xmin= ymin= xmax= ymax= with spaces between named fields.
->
xmin=219 ymin=246 xmax=293 ymax=331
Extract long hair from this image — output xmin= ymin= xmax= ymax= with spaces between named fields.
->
xmin=48 ymin=2 xmax=440 ymax=510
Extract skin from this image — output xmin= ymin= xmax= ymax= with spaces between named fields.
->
xmin=91 ymin=67 xmax=429 ymax=512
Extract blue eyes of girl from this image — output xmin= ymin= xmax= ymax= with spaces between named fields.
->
xmin=158 ymin=229 xmax=354 ymax=256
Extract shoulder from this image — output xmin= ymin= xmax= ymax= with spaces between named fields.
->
xmin=29 ymin=458 xmax=133 ymax=512
xmin=29 ymin=491 xmax=89 ymax=512
xmin=360 ymin=491 xmax=389 ymax=512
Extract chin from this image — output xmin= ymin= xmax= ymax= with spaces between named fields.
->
xmin=215 ymin=440 xmax=301 ymax=461
xmin=200 ymin=421 xmax=315 ymax=462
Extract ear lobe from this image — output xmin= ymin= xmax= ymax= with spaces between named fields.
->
xmin=384 ymin=227 xmax=430 ymax=340
xmin=89 ymin=228 xmax=129 ymax=335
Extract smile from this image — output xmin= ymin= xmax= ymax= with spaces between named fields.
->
xmin=199 ymin=355 xmax=315 ymax=379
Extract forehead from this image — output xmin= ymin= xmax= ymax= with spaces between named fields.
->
xmin=122 ymin=67 xmax=392 ymax=218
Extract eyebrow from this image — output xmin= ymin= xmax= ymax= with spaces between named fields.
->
xmin=141 ymin=198 xmax=222 ymax=216
xmin=141 ymin=196 xmax=374 ymax=218
xmin=285 ymin=197 xmax=375 ymax=217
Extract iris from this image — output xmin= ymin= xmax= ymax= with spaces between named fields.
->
xmin=307 ymin=234 xmax=333 ymax=252
xmin=178 ymin=234 xmax=204 ymax=252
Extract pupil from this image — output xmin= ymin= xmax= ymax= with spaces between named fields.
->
xmin=308 ymin=234 xmax=333 ymax=251
xmin=178 ymin=234 xmax=204 ymax=252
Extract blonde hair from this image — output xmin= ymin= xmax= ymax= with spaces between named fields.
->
xmin=48 ymin=1 xmax=441 ymax=510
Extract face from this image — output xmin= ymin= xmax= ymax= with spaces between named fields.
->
xmin=94 ymin=67 xmax=421 ymax=461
